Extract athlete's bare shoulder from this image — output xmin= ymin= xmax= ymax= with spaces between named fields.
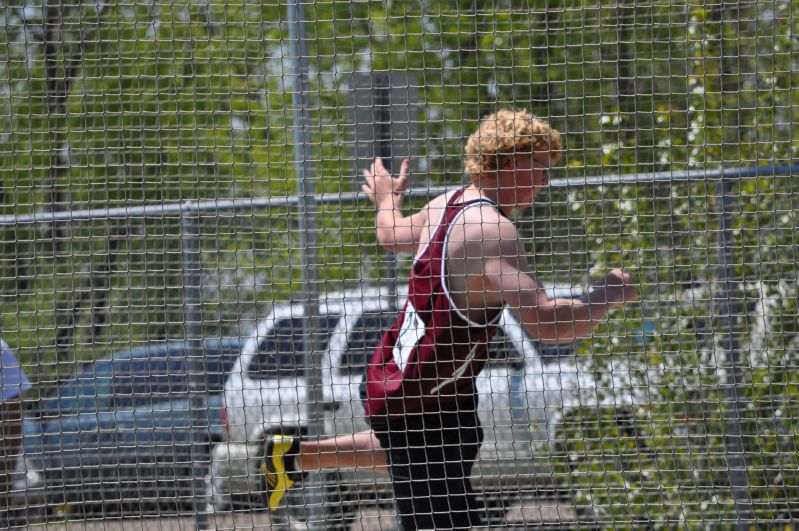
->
xmin=462 ymin=202 xmax=516 ymax=245
xmin=426 ymin=192 xmax=450 ymax=211
xmin=409 ymin=191 xmax=451 ymax=252
xmin=446 ymin=202 xmax=518 ymax=260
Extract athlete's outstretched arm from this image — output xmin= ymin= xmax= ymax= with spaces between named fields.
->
xmin=475 ymin=217 xmax=637 ymax=343
xmin=362 ymin=157 xmax=428 ymax=254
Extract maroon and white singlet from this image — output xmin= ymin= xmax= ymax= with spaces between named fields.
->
xmin=364 ymin=188 xmax=503 ymax=421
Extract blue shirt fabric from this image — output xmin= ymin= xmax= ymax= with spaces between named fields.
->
xmin=0 ymin=339 xmax=31 ymax=402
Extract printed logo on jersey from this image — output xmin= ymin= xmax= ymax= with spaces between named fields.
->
xmin=392 ymin=301 xmax=425 ymax=374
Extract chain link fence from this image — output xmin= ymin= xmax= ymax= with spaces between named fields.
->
xmin=1 ymin=1 xmax=798 ymax=529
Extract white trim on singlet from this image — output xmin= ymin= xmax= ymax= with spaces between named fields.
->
xmin=441 ymin=198 xmax=504 ymax=328
xmin=429 ymin=340 xmax=482 ymax=395
xmin=411 ymin=189 xmax=460 ymax=266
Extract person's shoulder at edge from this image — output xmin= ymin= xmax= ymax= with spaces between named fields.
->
xmin=0 ymin=338 xmax=32 ymax=402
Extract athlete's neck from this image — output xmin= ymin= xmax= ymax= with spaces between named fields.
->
xmin=464 ymin=184 xmax=514 ymax=218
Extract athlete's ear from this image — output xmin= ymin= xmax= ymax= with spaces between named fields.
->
xmin=497 ymin=155 xmax=514 ymax=171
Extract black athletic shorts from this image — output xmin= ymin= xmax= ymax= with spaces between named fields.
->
xmin=368 ymin=400 xmax=485 ymax=531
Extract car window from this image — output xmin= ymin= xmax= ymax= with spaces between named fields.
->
xmin=39 ymin=361 xmax=114 ymax=416
xmin=247 ymin=315 xmax=340 ymax=379
xmin=119 ymin=357 xmax=190 ymax=409
xmin=109 ymin=359 xmax=138 ymax=409
xmin=537 ymin=341 xmax=575 ymax=359
xmin=160 ymin=341 xmax=241 ymax=395
xmin=201 ymin=342 xmax=243 ymax=393
xmin=486 ymin=329 xmax=524 ymax=367
xmin=337 ymin=312 xmax=396 ymax=376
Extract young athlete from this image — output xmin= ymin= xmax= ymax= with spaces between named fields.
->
xmin=261 ymin=109 xmax=637 ymax=529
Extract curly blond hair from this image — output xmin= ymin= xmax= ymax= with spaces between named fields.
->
xmin=464 ymin=109 xmax=562 ymax=183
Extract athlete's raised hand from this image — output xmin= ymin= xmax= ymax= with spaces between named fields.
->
xmin=362 ymin=157 xmax=410 ymax=208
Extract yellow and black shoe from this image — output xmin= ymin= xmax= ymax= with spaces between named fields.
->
xmin=261 ymin=434 xmax=302 ymax=511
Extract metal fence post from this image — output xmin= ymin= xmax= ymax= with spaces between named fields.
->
xmin=715 ymin=176 xmax=753 ymax=527
xmin=181 ymin=210 xmax=210 ymax=531
xmin=374 ymin=74 xmax=399 ymax=306
xmin=287 ymin=0 xmax=325 ymax=526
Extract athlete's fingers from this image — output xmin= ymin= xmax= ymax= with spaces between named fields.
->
xmin=399 ymin=159 xmax=410 ymax=179
xmin=361 ymin=184 xmax=376 ymax=204
xmin=373 ymin=157 xmax=387 ymax=176
xmin=605 ymin=269 xmax=638 ymax=303
xmin=396 ymin=159 xmax=410 ymax=192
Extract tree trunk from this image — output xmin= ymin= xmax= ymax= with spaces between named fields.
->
xmin=616 ymin=0 xmax=636 ymax=142
xmin=41 ymin=1 xmax=111 ymax=359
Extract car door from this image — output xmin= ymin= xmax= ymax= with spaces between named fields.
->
xmin=476 ymin=322 xmax=529 ymax=459
xmin=325 ymin=303 xmax=397 ymax=436
xmin=36 ymin=359 xmax=115 ymax=503
xmin=233 ymin=311 xmax=341 ymax=440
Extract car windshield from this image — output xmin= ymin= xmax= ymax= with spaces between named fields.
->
xmin=338 ymin=311 xmax=396 ymax=376
xmin=247 ymin=315 xmax=340 ymax=379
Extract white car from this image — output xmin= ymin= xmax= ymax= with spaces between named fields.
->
xmin=205 ymin=285 xmax=615 ymax=514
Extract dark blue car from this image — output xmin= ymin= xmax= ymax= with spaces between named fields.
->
xmin=18 ymin=339 xmax=241 ymax=518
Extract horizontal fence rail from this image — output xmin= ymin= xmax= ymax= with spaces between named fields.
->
xmin=2 ymin=164 xmax=795 ymax=226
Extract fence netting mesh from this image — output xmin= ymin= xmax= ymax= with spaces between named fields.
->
xmin=1 ymin=1 xmax=798 ymax=529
